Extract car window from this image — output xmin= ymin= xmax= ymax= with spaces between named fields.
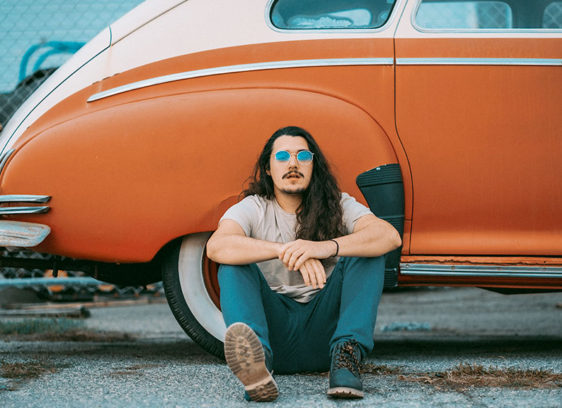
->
xmin=270 ymin=0 xmax=397 ymax=30
xmin=416 ymin=1 xmax=512 ymax=29
xmin=543 ymin=1 xmax=562 ymax=28
xmin=415 ymin=0 xmax=562 ymax=30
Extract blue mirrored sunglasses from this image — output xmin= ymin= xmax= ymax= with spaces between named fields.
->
xmin=274 ymin=150 xmax=314 ymax=163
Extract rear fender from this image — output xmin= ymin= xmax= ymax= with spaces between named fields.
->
xmin=2 ymin=88 xmax=398 ymax=262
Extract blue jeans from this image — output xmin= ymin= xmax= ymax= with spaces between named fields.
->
xmin=218 ymin=256 xmax=385 ymax=374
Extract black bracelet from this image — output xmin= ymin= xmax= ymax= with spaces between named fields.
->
xmin=329 ymin=239 xmax=339 ymax=257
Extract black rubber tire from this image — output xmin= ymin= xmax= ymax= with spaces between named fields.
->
xmin=162 ymin=232 xmax=225 ymax=359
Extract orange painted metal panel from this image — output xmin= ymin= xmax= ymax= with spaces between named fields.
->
xmin=395 ymin=37 xmax=562 ymax=256
xmin=0 ymin=37 xmax=408 ymax=262
xmin=2 ymin=86 xmax=397 ymax=262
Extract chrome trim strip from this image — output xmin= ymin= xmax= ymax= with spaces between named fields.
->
xmin=87 ymin=58 xmax=394 ymax=102
xmin=0 ymin=206 xmax=49 ymax=215
xmin=397 ymin=58 xmax=562 ymax=66
xmin=0 ymin=148 xmax=15 ymax=175
xmin=0 ymin=195 xmax=51 ymax=204
xmin=400 ymin=263 xmax=562 ymax=279
xmin=0 ymin=220 xmax=50 ymax=247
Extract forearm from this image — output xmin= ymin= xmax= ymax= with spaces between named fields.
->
xmin=335 ymin=218 xmax=402 ymax=258
xmin=206 ymin=233 xmax=282 ymax=265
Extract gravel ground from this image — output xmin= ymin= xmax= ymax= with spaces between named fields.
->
xmin=1 ymin=287 xmax=561 ymax=407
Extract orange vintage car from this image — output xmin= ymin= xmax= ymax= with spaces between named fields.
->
xmin=0 ymin=0 xmax=560 ymax=357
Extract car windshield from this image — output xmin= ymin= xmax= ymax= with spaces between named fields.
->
xmin=270 ymin=0 xmax=397 ymax=30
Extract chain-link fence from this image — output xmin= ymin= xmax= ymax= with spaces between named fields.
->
xmin=0 ymin=0 xmax=144 ymax=127
xmin=0 ymin=0 xmax=161 ymax=302
xmin=544 ymin=1 xmax=562 ymax=28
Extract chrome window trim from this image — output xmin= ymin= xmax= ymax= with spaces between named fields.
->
xmin=0 ymin=195 xmax=51 ymax=204
xmin=0 ymin=206 xmax=49 ymax=215
xmin=264 ymin=0 xmax=405 ymax=34
xmin=0 ymin=148 xmax=14 ymax=176
xmin=411 ymin=0 xmax=562 ymax=34
xmin=401 ymin=263 xmax=562 ymax=279
xmin=87 ymin=57 xmax=394 ymax=102
xmin=397 ymin=57 xmax=562 ymax=66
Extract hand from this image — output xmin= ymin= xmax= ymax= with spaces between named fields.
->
xmin=279 ymin=239 xmax=336 ymax=272
xmin=297 ymin=258 xmax=326 ymax=289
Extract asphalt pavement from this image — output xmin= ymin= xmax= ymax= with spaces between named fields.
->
xmin=1 ymin=287 xmax=561 ymax=407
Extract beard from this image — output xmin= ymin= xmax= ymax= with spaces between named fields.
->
xmin=280 ymin=186 xmax=307 ymax=195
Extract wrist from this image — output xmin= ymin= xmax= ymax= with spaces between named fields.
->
xmin=274 ymin=242 xmax=284 ymax=257
xmin=328 ymin=239 xmax=339 ymax=257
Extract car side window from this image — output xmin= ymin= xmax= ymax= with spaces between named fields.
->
xmin=270 ymin=0 xmax=397 ymax=30
xmin=416 ymin=1 xmax=512 ymax=29
xmin=543 ymin=1 xmax=562 ymax=28
xmin=415 ymin=0 xmax=562 ymax=30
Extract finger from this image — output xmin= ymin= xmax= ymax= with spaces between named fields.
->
xmin=307 ymin=259 xmax=322 ymax=289
xmin=292 ymin=247 xmax=310 ymax=270
xmin=305 ymin=262 xmax=318 ymax=288
xmin=312 ymin=260 xmax=326 ymax=288
xmin=317 ymin=259 xmax=327 ymax=282
xmin=281 ymin=248 xmax=292 ymax=266
xmin=279 ymin=241 xmax=296 ymax=261
xmin=289 ymin=251 xmax=303 ymax=271
xmin=301 ymin=261 xmax=317 ymax=288
xmin=287 ymin=248 xmax=305 ymax=271
xmin=293 ymin=254 xmax=309 ymax=272
xmin=299 ymin=263 xmax=311 ymax=287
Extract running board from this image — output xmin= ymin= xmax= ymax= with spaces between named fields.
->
xmin=400 ymin=263 xmax=562 ymax=279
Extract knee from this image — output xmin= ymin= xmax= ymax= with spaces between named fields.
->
xmin=341 ymin=256 xmax=385 ymax=273
xmin=218 ymin=263 xmax=262 ymax=288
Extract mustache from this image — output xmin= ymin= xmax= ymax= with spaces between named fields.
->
xmin=282 ymin=171 xmax=304 ymax=179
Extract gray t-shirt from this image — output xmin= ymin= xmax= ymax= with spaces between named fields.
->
xmin=219 ymin=192 xmax=372 ymax=303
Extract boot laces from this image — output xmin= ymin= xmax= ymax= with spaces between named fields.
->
xmin=334 ymin=341 xmax=361 ymax=376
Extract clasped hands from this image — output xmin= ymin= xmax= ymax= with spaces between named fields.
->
xmin=278 ymin=239 xmax=338 ymax=289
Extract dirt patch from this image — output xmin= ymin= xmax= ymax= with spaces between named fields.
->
xmin=399 ymin=363 xmax=562 ymax=391
xmin=361 ymin=363 xmax=402 ymax=375
xmin=0 ymin=318 xmax=134 ymax=342
xmin=316 ymin=362 xmax=561 ymax=391
xmin=0 ymin=360 xmax=63 ymax=391
xmin=109 ymin=364 xmax=161 ymax=377
xmin=1 ymin=361 xmax=56 ymax=380
xmin=300 ymin=363 xmax=404 ymax=378
xmin=18 ymin=330 xmax=135 ymax=342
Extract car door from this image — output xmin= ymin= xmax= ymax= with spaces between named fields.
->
xmin=394 ymin=0 xmax=562 ymax=256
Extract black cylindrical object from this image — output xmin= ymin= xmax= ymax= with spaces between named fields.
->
xmin=356 ymin=164 xmax=404 ymax=287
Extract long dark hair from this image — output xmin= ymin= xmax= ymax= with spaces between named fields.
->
xmin=244 ymin=126 xmax=345 ymax=241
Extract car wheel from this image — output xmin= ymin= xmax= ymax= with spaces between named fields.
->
xmin=162 ymin=232 xmax=226 ymax=359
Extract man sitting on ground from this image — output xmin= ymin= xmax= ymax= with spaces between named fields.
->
xmin=207 ymin=125 xmax=401 ymax=401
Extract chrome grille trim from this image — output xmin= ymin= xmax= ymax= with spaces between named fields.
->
xmin=400 ymin=263 xmax=562 ymax=279
xmin=0 ymin=206 xmax=50 ymax=215
xmin=0 ymin=195 xmax=51 ymax=203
